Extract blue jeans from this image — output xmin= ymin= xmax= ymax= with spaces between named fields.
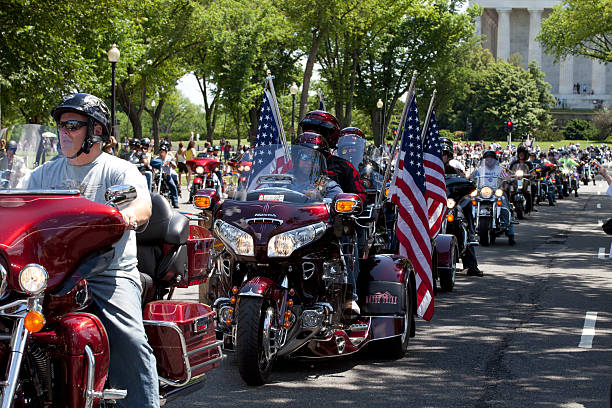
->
xmin=88 ymin=274 xmax=160 ymax=408
xmin=143 ymin=171 xmax=152 ymax=191
xmin=499 ymin=195 xmax=514 ymax=236
xmin=164 ymin=174 xmax=179 ymax=206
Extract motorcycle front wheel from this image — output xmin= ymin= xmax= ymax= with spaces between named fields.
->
xmin=236 ymin=297 xmax=276 ymax=386
xmin=478 ymin=216 xmax=491 ymax=247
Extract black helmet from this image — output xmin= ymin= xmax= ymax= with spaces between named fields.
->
xmin=482 ymin=150 xmax=498 ymax=160
xmin=517 ymin=145 xmax=529 ymax=158
xmin=441 ymin=137 xmax=454 ymax=159
xmin=159 ymin=144 xmax=168 ymax=152
xmin=141 ymin=138 xmax=151 ymax=148
xmin=129 ymin=138 xmax=141 ymax=148
xmin=51 ymin=93 xmax=111 ymax=157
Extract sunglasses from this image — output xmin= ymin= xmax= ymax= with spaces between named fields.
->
xmin=57 ymin=120 xmax=88 ymax=131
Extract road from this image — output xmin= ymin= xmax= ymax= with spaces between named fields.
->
xmin=168 ymin=178 xmax=612 ymax=408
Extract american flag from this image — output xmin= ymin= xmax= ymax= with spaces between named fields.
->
xmin=423 ymin=112 xmax=447 ymax=238
xmin=248 ymin=89 xmax=289 ymax=188
xmin=389 ymin=96 xmax=434 ymax=321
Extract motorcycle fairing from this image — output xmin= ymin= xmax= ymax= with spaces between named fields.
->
xmin=435 ymin=233 xmax=457 ymax=272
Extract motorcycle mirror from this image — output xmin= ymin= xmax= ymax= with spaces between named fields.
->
xmin=104 ymin=185 xmax=137 ymax=208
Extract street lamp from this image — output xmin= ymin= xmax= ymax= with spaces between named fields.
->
xmin=377 ymin=98 xmax=384 ymax=146
xmin=107 ymin=44 xmax=120 ymax=139
xmin=289 ymin=82 xmax=299 ymax=144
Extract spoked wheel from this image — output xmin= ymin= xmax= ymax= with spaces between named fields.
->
xmin=370 ymin=278 xmax=413 ymax=359
xmin=236 ymin=297 xmax=276 ymax=385
xmin=478 ymin=217 xmax=490 ymax=247
xmin=439 ymin=245 xmax=456 ymax=292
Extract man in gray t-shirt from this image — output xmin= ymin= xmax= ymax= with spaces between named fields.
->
xmin=21 ymin=94 xmax=159 ymax=408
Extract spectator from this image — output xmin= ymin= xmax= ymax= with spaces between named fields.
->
xmin=103 ymin=135 xmax=117 ymax=154
xmin=599 ymin=166 xmax=612 ymax=197
xmin=185 ymin=140 xmax=196 ymax=188
xmin=223 ymin=140 xmax=231 ymax=163
xmin=176 ymin=142 xmax=188 ymax=187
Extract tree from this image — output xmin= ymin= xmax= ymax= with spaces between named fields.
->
xmin=562 ymin=119 xmax=598 ymax=140
xmin=537 ymin=0 xmax=612 ymax=63
xmin=527 ymin=60 xmax=556 ymax=130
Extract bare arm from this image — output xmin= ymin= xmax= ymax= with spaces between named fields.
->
xmin=120 ymin=197 xmax=152 ymax=230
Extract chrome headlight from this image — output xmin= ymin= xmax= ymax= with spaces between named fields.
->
xmin=480 ymin=186 xmax=493 ymax=199
xmin=268 ymin=222 xmax=326 ymax=257
xmin=446 ymin=198 xmax=456 ymax=209
xmin=515 ymin=169 xmax=524 ymax=178
xmin=214 ymin=220 xmax=254 ymax=256
xmin=495 ymin=189 xmax=504 ymax=197
xmin=562 ymin=168 xmax=570 ymax=175
xmin=19 ymin=264 xmax=48 ymax=295
xmin=243 ymin=165 xmax=251 ymax=172
xmin=196 ymin=166 xmax=205 ymax=175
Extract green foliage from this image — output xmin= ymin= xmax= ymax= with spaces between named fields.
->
xmin=439 ymin=129 xmax=453 ymax=140
xmin=538 ymin=0 xmax=612 ymax=63
xmin=533 ymin=127 xmax=563 ymax=142
xmin=562 ymin=119 xmax=598 ymax=140
xmin=592 ymin=111 xmax=612 ymax=140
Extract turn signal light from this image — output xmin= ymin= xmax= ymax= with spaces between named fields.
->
xmin=228 ymin=307 xmax=234 ymax=315
xmin=496 ymin=200 xmax=502 ymax=206
xmin=283 ymin=322 xmax=291 ymax=328
xmin=335 ymin=200 xmax=356 ymax=213
xmin=471 ymin=200 xmax=477 ymax=206
xmin=225 ymin=319 xmax=232 ymax=326
xmin=446 ymin=214 xmax=455 ymax=223
xmin=230 ymin=296 xmax=236 ymax=304
xmin=194 ymin=196 xmax=211 ymax=209
xmin=385 ymin=188 xmax=389 ymax=197
xmin=287 ymin=299 xmax=294 ymax=307
xmin=24 ymin=311 xmax=45 ymax=333
xmin=232 ymin=286 xmax=239 ymax=295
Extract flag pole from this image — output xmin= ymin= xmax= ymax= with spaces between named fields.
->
xmin=376 ymin=70 xmax=418 ymax=208
xmin=265 ymin=70 xmax=290 ymax=161
xmin=420 ymin=89 xmax=437 ymax=146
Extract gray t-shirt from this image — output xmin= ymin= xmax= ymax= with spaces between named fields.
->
xmin=21 ymin=152 xmax=151 ymax=288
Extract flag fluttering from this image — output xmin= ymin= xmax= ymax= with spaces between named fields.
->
xmin=423 ymin=112 xmax=447 ymax=238
xmin=389 ymin=96 xmax=435 ymax=321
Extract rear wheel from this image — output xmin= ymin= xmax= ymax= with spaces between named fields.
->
xmin=236 ymin=297 xmax=276 ymax=385
xmin=439 ymin=246 xmax=456 ymax=292
xmin=370 ymin=279 xmax=413 ymax=359
xmin=478 ymin=217 xmax=490 ymax=247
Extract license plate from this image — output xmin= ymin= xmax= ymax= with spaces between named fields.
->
xmin=258 ymin=194 xmax=284 ymax=202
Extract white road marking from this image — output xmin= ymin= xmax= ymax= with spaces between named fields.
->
xmin=578 ymin=312 xmax=598 ymax=348
xmin=598 ymin=248 xmax=606 ymax=259
xmin=597 ymin=203 xmax=602 ymax=209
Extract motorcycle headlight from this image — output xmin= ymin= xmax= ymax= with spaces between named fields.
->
xmin=268 ymin=222 xmax=326 ymax=257
xmin=480 ymin=186 xmax=493 ymax=198
xmin=214 ymin=220 xmax=254 ymax=256
xmin=495 ymin=189 xmax=503 ymax=197
xmin=238 ymin=165 xmax=244 ymax=171
xmin=19 ymin=264 xmax=48 ymax=295
xmin=562 ymin=168 xmax=570 ymax=175
xmin=446 ymin=198 xmax=456 ymax=209
xmin=470 ymin=190 xmax=478 ymax=197
xmin=243 ymin=165 xmax=251 ymax=172
xmin=196 ymin=166 xmax=205 ymax=175
xmin=516 ymin=170 xmax=524 ymax=178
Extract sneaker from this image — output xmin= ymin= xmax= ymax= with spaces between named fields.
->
xmin=466 ymin=267 xmax=483 ymax=277
xmin=508 ymin=235 xmax=516 ymax=246
xmin=344 ymin=300 xmax=360 ymax=316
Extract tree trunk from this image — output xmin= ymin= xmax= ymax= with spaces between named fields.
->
xmin=117 ymin=82 xmax=143 ymax=141
xmin=298 ymin=27 xmax=323 ymax=125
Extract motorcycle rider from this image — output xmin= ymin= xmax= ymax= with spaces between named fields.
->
xmin=155 ymin=142 xmax=180 ymax=208
xmin=291 ymin=135 xmax=342 ymax=199
xmin=441 ymin=138 xmax=482 ymax=276
xmin=18 ymin=93 xmax=159 ymax=407
xmin=299 ymin=112 xmax=367 ymax=204
xmin=509 ymin=145 xmax=535 ymax=213
xmin=470 ymin=150 xmax=516 ymax=245
xmin=296 ymin=130 xmax=362 ymax=314
xmin=0 ymin=140 xmax=27 ymax=187
xmin=140 ymin=137 xmax=153 ymax=191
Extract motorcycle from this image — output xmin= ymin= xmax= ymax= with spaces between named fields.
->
xmin=439 ymin=174 xmax=477 ymax=291
xmin=507 ymin=164 xmax=531 ymax=219
xmin=533 ymin=164 xmax=556 ymax=206
xmin=186 ymin=155 xmax=222 ymax=201
xmin=195 ymin=143 xmax=416 ymax=385
xmin=0 ymin=125 xmax=222 ymax=407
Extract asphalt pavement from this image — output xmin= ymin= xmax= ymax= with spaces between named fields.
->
xmin=168 ymin=176 xmax=612 ymax=408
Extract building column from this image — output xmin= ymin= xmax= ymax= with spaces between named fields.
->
xmin=527 ymin=8 xmax=543 ymax=66
xmin=592 ymin=60 xmax=606 ymax=95
xmin=559 ymin=56 xmax=574 ymax=95
xmin=496 ymin=8 xmax=512 ymax=61
xmin=475 ymin=15 xmax=482 ymax=37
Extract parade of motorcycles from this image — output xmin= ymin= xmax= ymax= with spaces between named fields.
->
xmin=1 ymin=1 xmax=612 ymax=407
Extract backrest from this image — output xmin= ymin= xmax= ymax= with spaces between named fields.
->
xmin=137 ymin=193 xmax=189 ymax=245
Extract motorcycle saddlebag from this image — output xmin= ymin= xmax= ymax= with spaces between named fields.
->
xmin=143 ymin=301 xmax=222 ymax=383
xmin=178 ymin=224 xmax=215 ymax=288
xmin=361 ymin=281 xmax=406 ymax=315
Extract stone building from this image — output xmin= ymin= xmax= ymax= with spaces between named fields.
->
xmin=470 ymin=0 xmax=611 ymax=110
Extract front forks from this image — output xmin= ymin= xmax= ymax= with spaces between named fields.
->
xmin=1 ymin=318 xmax=28 ymax=408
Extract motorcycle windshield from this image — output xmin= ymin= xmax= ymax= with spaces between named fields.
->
xmin=471 ymin=158 xmax=505 ymax=189
xmin=235 ymin=144 xmax=329 ymax=203
xmin=0 ymin=124 xmax=61 ymax=191
xmin=336 ymin=135 xmax=366 ymax=169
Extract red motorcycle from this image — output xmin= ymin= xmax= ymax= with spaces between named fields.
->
xmin=195 ymin=144 xmax=417 ymax=385
xmin=186 ymin=155 xmax=222 ymax=201
xmin=0 ymin=125 xmax=222 ymax=407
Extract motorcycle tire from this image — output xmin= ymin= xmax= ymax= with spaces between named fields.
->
xmin=593 ymin=179 xmax=596 ymax=186
xmin=490 ymin=228 xmax=496 ymax=245
xmin=516 ymin=207 xmax=524 ymax=220
xmin=369 ymin=279 xmax=412 ymax=359
xmin=583 ymin=179 xmax=588 ymax=186
xmin=236 ymin=297 xmax=276 ymax=386
xmin=439 ymin=245 xmax=456 ymax=292
xmin=478 ymin=217 xmax=491 ymax=247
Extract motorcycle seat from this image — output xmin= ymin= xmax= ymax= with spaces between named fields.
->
xmin=136 ymin=193 xmax=189 ymax=282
